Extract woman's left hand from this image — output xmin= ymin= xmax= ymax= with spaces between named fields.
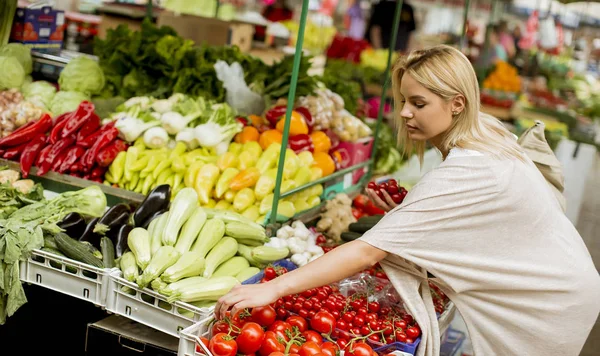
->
xmin=366 ymin=188 xmax=399 ymax=212
xmin=215 ymin=282 xmax=281 ymax=320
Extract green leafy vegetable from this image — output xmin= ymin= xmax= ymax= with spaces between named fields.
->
xmin=58 ymin=56 xmax=105 ymax=95
xmin=21 ymin=81 xmax=57 ymax=108
xmin=0 ymin=43 xmax=32 ymax=74
xmin=49 ymin=91 xmax=90 ymax=116
xmin=0 ymin=56 xmax=25 ymax=90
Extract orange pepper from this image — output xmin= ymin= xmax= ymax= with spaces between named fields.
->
xmin=312 ymin=152 xmax=335 ymax=176
xmin=276 ymin=111 xmax=308 ymax=135
xmin=235 ymin=126 xmax=260 ymax=144
xmin=259 ymin=130 xmax=283 ymax=150
xmin=248 ymin=115 xmax=264 ymax=127
xmin=310 ymin=131 xmax=331 ymax=153
xmin=229 ymin=167 xmax=261 ymax=191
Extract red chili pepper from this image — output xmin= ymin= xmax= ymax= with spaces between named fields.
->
xmin=235 ymin=116 xmax=251 ymax=126
xmin=265 ymin=106 xmax=287 ymax=127
xmin=0 ymin=149 xmax=4 ymax=156
xmin=51 ymin=148 xmax=71 ymax=172
xmin=90 ymin=166 xmax=106 ymax=180
xmin=61 ymin=101 xmax=95 ymax=138
xmin=36 ymin=145 xmax=53 ymax=167
xmin=96 ymin=140 xmax=128 ymax=167
xmin=82 ymin=127 xmax=119 ymax=169
xmin=288 ymin=134 xmax=314 ymax=154
xmin=76 ymin=113 xmax=100 ymax=142
xmin=2 ymin=141 xmax=29 ymax=160
xmin=77 ymin=122 xmax=116 ymax=148
xmin=58 ymin=146 xmax=86 ymax=174
xmin=19 ymin=135 xmax=47 ymax=178
xmin=0 ymin=114 xmax=52 ymax=148
xmin=295 ymin=107 xmax=314 ymax=131
xmin=70 ymin=161 xmax=84 ymax=173
xmin=10 ymin=120 xmax=36 ymax=135
xmin=37 ymin=136 xmax=76 ymax=176
xmin=49 ymin=112 xmax=72 ymax=144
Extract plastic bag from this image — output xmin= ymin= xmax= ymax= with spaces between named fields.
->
xmin=214 ymin=61 xmax=265 ymax=115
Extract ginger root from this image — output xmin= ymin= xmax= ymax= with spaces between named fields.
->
xmin=316 ymin=193 xmax=356 ymax=241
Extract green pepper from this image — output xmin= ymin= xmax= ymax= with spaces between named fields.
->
xmin=153 ymin=159 xmax=172 ymax=180
xmin=140 ymin=154 xmax=161 ymax=177
xmin=130 ymin=155 xmax=150 ymax=172
xmin=172 ymin=173 xmax=183 ymax=193
xmin=157 ymin=169 xmax=173 ymax=186
xmin=168 ymin=142 xmax=187 ymax=160
xmin=128 ymin=172 xmax=140 ymax=191
xmin=124 ymin=147 xmax=139 ymax=182
xmin=141 ymin=174 xmax=155 ymax=195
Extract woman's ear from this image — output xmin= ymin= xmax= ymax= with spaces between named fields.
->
xmin=451 ymin=95 xmax=466 ymax=116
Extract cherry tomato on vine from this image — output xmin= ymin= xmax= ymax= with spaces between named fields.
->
xmin=320 ymin=342 xmax=339 ymax=356
xmin=258 ymin=331 xmax=285 ymax=356
xmin=311 ymin=311 xmax=336 ymax=334
xmin=302 ymin=330 xmax=323 ymax=345
xmin=264 ymin=267 xmax=277 ymax=280
xmin=286 ymin=316 xmax=308 ymax=332
xmin=268 ymin=321 xmax=292 ymax=341
xmin=395 ymin=331 xmax=407 ymax=343
xmin=345 ymin=342 xmax=373 ymax=356
xmin=406 ymin=326 xmax=421 ymax=339
xmin=298 ymin=341 xmax=322 ymax=356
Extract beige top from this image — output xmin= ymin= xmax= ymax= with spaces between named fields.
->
xmin=360 ymin=148 xmax=600 ymax=356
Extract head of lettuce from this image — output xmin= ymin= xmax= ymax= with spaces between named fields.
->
xmin=0 ymin=56 xmax=25 ymax=90
xmin=58 ymin=56 xmax=105 ymax=96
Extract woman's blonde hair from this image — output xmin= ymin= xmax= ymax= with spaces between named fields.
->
xmin=392 ymin=45 xmax=525 ymax=163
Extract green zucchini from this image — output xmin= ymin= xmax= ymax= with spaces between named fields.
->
xmin=101 ymin=237 xmax=116 ymax=268
xmin=341 ymin=231 xmax=362 ymax=242
xmin=44 ymin=236 xmax=58 ymax=250
xmin=54 ymin=232 xmax=104 ymax=268
xmin=41 ymin=247 xmax=77 ymax=273
xmin=348 ymin=223 xmax=374 ymax=234
xmin=81 ymin=241 xmax=103 ymax=260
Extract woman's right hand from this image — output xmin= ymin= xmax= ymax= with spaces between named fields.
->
xmin=366 ymin=188 xmax=399 ymax=212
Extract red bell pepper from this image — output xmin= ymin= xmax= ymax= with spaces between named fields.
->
xmin=295 ymin=107 xmax=314 ymax=132
xmin=288 ymin=134 xmax=314 ymax=154
xmin=81 ymin=127 xmax=119 ymax=169
xmin=61 ymin=101 xmax=95 ymax=138
xmin=77 ymin=122 xmax=116 ymax=148
xmin=37 ymin=136 xmax=76 ymax=176
xmin=265 ymin=106 xmax=287 ymax=127
xmin=0 ymin=114 xmax=52 ymax=148
xmin=36 ymin=145 xmax=53 ymax=167
xmin=323 ymin=129 xmax=340 ymax=150
xmin=2 ymin=141 xmax=29 ymax=160
xmin=96 ymin=140 xmax=128 ymax=167
xmin=49 ymin=112 xmax=72 ymax=144
xmin=76 ymin=113 xmax=100 ymax=142
xmin=19 ymin=135 xmax=47 ymax=178
xmin=58 ymin=146 xmax=86 ymax=174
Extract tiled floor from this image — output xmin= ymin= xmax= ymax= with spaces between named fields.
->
xmin=577 ymin=153 xmax=600 ymax=356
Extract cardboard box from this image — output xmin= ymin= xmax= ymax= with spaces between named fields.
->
xmin=85 ymin=315 xmax=178 ymax=356
xmin=10 ymin=5 xmax=65 ymax=53
xmin=157 ymin=11 xmax=254 ymax=52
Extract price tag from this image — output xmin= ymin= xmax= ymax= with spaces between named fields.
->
xmin=343 ymin=173 xmax=353 ymax=189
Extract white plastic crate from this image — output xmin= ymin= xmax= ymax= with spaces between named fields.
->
xmin=178 ymin=318 xmax=212 ymax=356
xmin=19 ymin=249 xmax=112 ymax=307
xmin=106 ymin=270 xmax=213 ymax=337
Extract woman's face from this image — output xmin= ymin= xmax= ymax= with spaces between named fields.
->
xmin=399 ymin=73 xmax=454 ymax=144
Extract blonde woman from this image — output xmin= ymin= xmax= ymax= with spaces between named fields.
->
xmin=215 ymin=46 xmax=600 ymax=355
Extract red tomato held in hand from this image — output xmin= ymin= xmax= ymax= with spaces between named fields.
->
xmin=298 ymin=341 xmax=322 ymax=356
xmin=311 ymin=311 xmax=336 ymax=334
xmin=259 ymin=332 xmax=285 ymax=356
xmin=286 ymin=316 xmax=308 ymax=332
xmin=237 ymin=322 xmax=265 ymax=354
xmin=252 ymin=306 xmax=276 ymax=327
xmin=268 ymin=321 xmax=292 ymax=341
xmin=302 ymin=330 xmax=323 ymax=345
xmin=209 ymin=333 xmax=238 ymax=356
xmin=345 ymin=342 xmax=373 ymax=356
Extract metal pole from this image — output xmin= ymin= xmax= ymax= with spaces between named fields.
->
xmin=269 ymin=0 xmax=310 ymax=226
xmin=368 ymin=0 xmax=404 ymax=180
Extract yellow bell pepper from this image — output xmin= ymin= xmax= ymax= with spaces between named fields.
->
xmin=294 ymin=166 xmax=312 ymax=187
xmin=277 ymin=201 xmax=296 ymax=218
xmin=224 ymin=190 xmax=236 ymax=203
xmin=204 ymin=199 xmax=217 ymax=208
xmin=228 ymin=142 xmax=242 ymax=155
xmin=185 ymin=161 xmax=204 ymax=188
xmin=243 ymin=141 xmax=263 ymax=161
xmin=194 ymin=163 xmax=220 ymax=204
xmin=217 ymin=152 xmax=239 ymax=172
xmin=282 ymin=149 xmax=299 ymax=179
xmin=265 ymin=168 xmax=278 ymax=179
xmin=233 ymin=188 xmax=256 ymax=212
xmin=255 ymin=143 xmax=281 ymax=173
xmin=297 ymin=151 xmax=314 ymax=166
xmin=124 ymin=147 xmax=139 ymax=182
xmin=169 ymin=142 xmax=187 ymax=160
xmin=254 ymin=175 xmax=275 ymax=201
xmin=281 ymin=180 xmax=297 ymax=194
xmin=215 ymin=167 xmax=239 ymax=198
xmin=259 ymin=194 xmax=274 ymax=215
xmin=237 ymin=151 xmax=257 ymax=171
xmin=171 ymin=156 xmax=187 ymax=173
xmin=256 ymin=215 xmax=267 ymax=225
xmin=310 ymin=167 xmax=323 ymax=180
xmin=307 ymin=195 xmax=321 ymax=208
xmin=295 ymin=199 xmax=311 ymax=213
xmin=241 ymin=205 xmax=260 ymax=221
xmin=230 ymin=167 xmax=260 ymax=191
xmin=308 ymin=184 xmax=323 ymax=197
xmin=214 ymin=200 xmax=232 ymax=210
